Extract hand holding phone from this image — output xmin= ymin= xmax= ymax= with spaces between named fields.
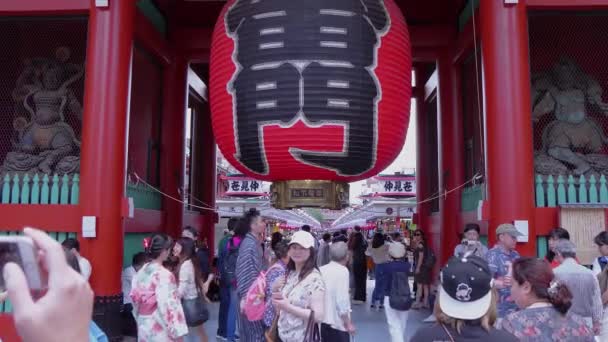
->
xmin=4 ymin=227 xmax=93 ymax=342
xmin=0 ymin=235 xmax=44 ymax=293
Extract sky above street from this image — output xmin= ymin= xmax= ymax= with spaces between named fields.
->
xmin=349 ymin=100 xmax=417 ymax=204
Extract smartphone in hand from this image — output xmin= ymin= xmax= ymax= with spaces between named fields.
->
xmin=0 ymin=236 xmax=45 ymax=292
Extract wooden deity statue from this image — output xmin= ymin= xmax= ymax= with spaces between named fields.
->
xmin=532 ymin=57 xmax=608 ymax=176
xmin=2 ymin=47 xmax=83 ymax=175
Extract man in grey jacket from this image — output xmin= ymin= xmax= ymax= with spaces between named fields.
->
xmin=553 ymin=239 xmax=603 ymax=336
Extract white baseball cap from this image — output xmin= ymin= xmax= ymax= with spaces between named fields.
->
xmin=289 ymin=231 xmax=316 ymax=249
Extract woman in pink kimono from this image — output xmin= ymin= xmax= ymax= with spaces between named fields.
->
xmin=131 ymin=234 xmax=188 ymax=342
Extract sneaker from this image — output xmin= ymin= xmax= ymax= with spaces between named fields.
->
xmin=379 ymin=305 xmax=385 ymax=309
xmin=216 ymin=336 xmax=227 ymax=341
xmin=423 ymin=314 xmax=437 ymax=323
xmin=370 ymin=304 xmax=376 ymax=309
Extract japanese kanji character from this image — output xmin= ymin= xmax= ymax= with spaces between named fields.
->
xmin=231 ymin=181 xmax=240 ymax=191
xmin=226 ymin=0 xmax=389 ymax=176
xmin=394 ymin=180 xmax=403 ymax=192
xmin=404 ymin=181 xmax=413 ymax=192
xmin=384 ymin=181 xmax=393 ymax=192
xmin=251 ymin=181 xmax=260 ymax=191
xmin=240 ymin=180 xmax=250 ymax=191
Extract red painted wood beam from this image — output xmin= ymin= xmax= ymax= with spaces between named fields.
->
xmin=124 ymin=209 xmax=165 ymax=233
xmin=173 ymin=27 xmax=213 ymax=63
xmin=410 ymin=25 xmax=455 ymax=49
xmin=160 ymin=56 xmax=188 ymax=238
xmin=480 ymin=1 xmax=536 ymax=256
xmin=452 ymin=13 xmax=480 ymax=65
xmin=134 ymin=10 xmax=173 ymax=66
xmin=183 ymin=211 xmax=205 ymax=232
xmin=535 ymin=207 xmax=559 ymax=236
xmin=0 ymin=0 xmax=88 ymax=14
xmin=437 ymin=48 xmax=465 ymax=265
xmin=0 ymin=205 xmax=80 ymax=232
xmin=415 ymin=67 xmax=432 ymax=247
xmin=527 ymin=0 xmax=608 ymax=9
xmin=79 ymin=0 xmax=136 ymax=295
xmin=413 ymin=47 xmax=439 ymax=63
xmin=196 ymin=107 xmax=217 ymax=260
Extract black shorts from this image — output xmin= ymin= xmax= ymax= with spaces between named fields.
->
xmin=321 ymin=323 xmax=350 ymax=342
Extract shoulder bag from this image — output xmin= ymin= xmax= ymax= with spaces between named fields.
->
xmin=303 ymin=310 xmax=321 ymax=342
xmin=181 ymin=275 xmax=209 ymax=327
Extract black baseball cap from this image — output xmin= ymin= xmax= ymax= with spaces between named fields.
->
xmin=439 ymin=255 xmax=493 ymax=320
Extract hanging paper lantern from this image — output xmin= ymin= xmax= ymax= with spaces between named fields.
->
xmin=210 ymin=0 xmax=411 ymax=183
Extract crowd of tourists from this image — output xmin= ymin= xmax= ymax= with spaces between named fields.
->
xmin=6 ymin=215 xmax=608 ymax=342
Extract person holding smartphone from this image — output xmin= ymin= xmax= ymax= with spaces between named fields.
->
xmin=3 ymin=227 xmax=95 ymax=342
xmin=454 ymin=223 xmax=488 ymax=259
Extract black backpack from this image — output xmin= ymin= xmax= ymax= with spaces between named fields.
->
xmin=221 ymin=238 xmax=239 ymax=285
xmin=389 ymin=271 xmax=413 ymax=311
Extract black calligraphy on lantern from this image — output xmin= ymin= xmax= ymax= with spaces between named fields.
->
xmin=226 ymin=0 xmax=390 ymax=176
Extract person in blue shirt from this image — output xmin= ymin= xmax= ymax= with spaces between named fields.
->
xmin=486 ymin=223 xmax=522 ymax=319
xmin=216 ymin=217 xmax=239 ymax=341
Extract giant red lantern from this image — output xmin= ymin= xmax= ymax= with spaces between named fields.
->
xmin=210 ymin=0 xmax=411 ymax=209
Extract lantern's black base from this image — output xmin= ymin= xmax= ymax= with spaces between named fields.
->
xmin=93 ymin=294 xmax=123 ymax=342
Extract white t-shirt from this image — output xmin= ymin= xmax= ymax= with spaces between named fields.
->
xmin=122 ymin=266 xmax=136 ymax=304
xmin=78 ymin=256 xmax=92 ymax=281
xmin=178 ymin=260 xmax=199 ymax=300
xmin=320 ymin=261 xmax=351 ymax=332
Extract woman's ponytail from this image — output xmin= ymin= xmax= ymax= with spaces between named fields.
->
xmin=547 ymin=281 xmax=572 ymax=315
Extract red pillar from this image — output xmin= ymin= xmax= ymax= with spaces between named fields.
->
xmin=160 ymin=55 xmax=188 ymax=237
xmin=438 ymin=50 xmax=465 ymax=265
xmin=480 ymin=1 xmax=536 ymax=255
xmin=79 ymin=0 xmax=135 ymax=337
xmin=415 ymin=68 xmax=431 ymax=243
xmin=197 ymin=110 xmax=217 ymax=257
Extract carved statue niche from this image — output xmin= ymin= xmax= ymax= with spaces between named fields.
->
xmin=532 ymin=57 xmax=608 ymax=175
xmin=2 ymin=47 xmax=83 ymax=175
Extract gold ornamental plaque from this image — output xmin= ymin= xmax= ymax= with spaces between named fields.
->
xmin=270 ymin=180 xmax=349 ymax=210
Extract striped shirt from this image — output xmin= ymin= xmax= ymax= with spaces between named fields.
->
xmin=554 ymin=258 xmax=603 ymax=326
xmin=236 ymin=233 xmax=267 ymax=342
xmin=236 ymin=233 xmax=266 ymax=298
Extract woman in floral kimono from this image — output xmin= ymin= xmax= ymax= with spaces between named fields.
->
xmin=131 ymin=234 xmax=188 ymax=342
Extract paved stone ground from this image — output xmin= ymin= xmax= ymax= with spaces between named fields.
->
xmin=202 ymin=280 xmax=432 ymax=342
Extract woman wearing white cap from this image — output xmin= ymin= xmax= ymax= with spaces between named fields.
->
xmin=271 ymin=231 xmax=325 ymax=342
xmin=411 ymin=255 xmax=517 ymax=342
xmin=382 ymin=242 xmax=412 ymax=342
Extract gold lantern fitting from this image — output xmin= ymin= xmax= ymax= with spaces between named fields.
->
xmin=270 ymin=180 xmax=349 ymax=210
